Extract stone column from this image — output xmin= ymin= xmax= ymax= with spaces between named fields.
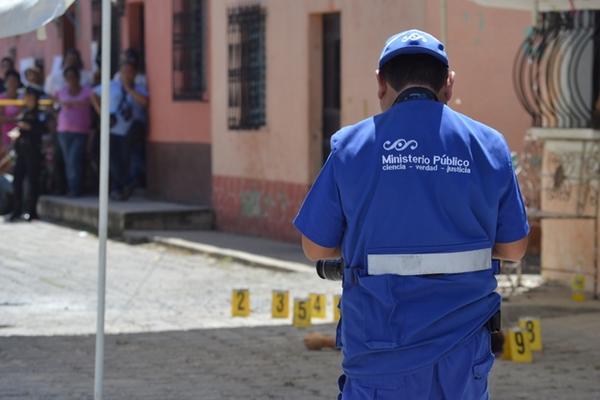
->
xmin=531 ymin=128 xmax=600 ymax=298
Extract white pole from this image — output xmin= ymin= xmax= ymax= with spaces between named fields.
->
xmin=94 ymin=0 xmax=111 ymax=398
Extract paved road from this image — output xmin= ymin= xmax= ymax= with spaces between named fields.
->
xmin=1 ymin=221 xmax=599 ymax=399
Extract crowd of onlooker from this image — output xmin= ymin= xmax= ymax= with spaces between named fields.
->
xmin=0 ymin=48 xmax=149 ymax=222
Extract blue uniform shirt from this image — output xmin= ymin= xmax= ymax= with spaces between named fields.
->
xmin=294 ymin=95 xmax=529 ymax=385
xmin=94 ymin=80 xmax=148 ymax=136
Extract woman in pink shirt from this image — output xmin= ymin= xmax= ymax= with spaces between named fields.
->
xmin=55 ymin=66 xmax=93 ymax=196
xmin=0 ymin=70 xmax=22 ymax=151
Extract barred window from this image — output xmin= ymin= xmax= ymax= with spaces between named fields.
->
xmin=228 ymin=5 xmax=266 ymax=130
xmin=173 ymin=0 xmax=206 ymax=100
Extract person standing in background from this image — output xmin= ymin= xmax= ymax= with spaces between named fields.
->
xmin=119 ymin=49 xmax=148 ymax=191
xmin=0 ymin=70 xmax=22 ymax=151
xmin=24 ymin=66 xmax=46 ymax=99
xmin=44 ymin=49 xmax=92 ymax=97
xmin=8 ymin=88 xmax=47 ymax=222
xmin=55 ymin=66 xmax=93 ymax=197
xmin=91 ymin=57 xmax=148 ymax=201
xmin=0 ymin=57 xmax=15 ymax=94
xmin=45 ymin=49 xmax=91 ymax=195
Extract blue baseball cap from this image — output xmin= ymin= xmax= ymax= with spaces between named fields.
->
xmin=378 ymin=29 xmax=449 ymax=70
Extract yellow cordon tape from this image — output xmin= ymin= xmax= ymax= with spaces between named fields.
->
xmin=0 ymin=99 xmax=54 ymax=107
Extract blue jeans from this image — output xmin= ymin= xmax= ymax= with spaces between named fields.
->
xmin=58 ymin=132 xmax=87 ymax=196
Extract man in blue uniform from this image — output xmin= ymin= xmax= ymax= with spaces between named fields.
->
xmin=294 ymin=29 xmax=529 ymax=399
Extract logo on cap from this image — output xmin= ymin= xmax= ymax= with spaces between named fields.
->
xmin=401 ymin=32 xmax=427 ymax=43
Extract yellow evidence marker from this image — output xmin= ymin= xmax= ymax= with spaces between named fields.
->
xmin=572 ymin=273 xmax=586 ymax=302
xmin=309 ymin=293 xmax=327 ymax=318
xmin=504 ymin=327 xmax=533 ymax=363
xmin=271 ymin=290 xmax=290 ymax=318
xmin=293 ymin=298 xmax=312 ymax=328
xmin=231 ymin=288 xmax=250 ymax=317
xmin=333 ymin=294 xmax=341 ymax=322
xmin=518 ymin=317 xmax=542 ymax=351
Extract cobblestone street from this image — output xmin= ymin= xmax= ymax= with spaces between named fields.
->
xmin=1 ymin=221 xmax=599 ymax=399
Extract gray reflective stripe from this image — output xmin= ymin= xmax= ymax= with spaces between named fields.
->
xmin=367 ymin=248 xmax=492 ymax=276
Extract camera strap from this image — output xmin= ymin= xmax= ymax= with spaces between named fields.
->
xmin=117 ymin=83 xmax=131 ymax=114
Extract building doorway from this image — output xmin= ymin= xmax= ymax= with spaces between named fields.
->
xmin=91 ymin=0 xmax=122 ymax=76
xmin=321 ymin=13 xmax=341 ymax=164
xmin=126 ymin=2 xmax=146 ymax=73
xmin=60 ymin=6 xmax=76 ymax=54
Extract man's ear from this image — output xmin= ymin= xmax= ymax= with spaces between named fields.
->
xmin=376 ymin=70 xmax=387 ymax=100
xmin=440 ymin=70 xmax=455 ymax=104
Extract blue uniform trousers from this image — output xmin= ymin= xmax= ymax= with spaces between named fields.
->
xmin=339 ymin=327 xmax=494 ymax=400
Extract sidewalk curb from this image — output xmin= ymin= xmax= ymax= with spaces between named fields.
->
xmin=145 ymin=235 xmax=312 ymax=274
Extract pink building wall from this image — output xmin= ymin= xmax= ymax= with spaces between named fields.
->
xmin=210 ymin=0 xmax=533 ymax=241
xmin=210 ymin=0 xmax=431 ymax=240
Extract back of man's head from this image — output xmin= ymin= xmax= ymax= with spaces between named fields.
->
xmin=380 ymin=54 xmax=448 ymax=93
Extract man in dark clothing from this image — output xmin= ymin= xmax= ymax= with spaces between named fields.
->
xmin=9 ymin=87 xmax=47 ymax=222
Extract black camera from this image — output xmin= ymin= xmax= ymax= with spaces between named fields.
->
xmin=316 ymin=259 xmax=344 ymax=281
xmin=110 ymin=106 xmax=133 ymax=128
xmin=121 ymin=105 xmax=133 ymax=122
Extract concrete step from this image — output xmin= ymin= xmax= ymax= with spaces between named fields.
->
xmin=38 ymin=195 xmax=214 ymax=237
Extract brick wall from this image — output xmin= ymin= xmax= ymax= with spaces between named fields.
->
xmin=212 ymin=175 xmax=309 ymax=242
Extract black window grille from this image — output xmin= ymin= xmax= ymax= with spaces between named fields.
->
xmin=228 ymin=5 xmax=266 ymax=130
xmin=173 ymin=0 xmax=206 ymax=100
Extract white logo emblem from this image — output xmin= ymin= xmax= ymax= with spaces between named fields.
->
xmin=383 ymin=139 xmax=419 ymax=151
xmin=401 ymin=33 xmax=427 ymax=43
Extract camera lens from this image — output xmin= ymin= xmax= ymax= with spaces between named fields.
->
xmin=316 ymin=259 xmax=344 ymax=281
